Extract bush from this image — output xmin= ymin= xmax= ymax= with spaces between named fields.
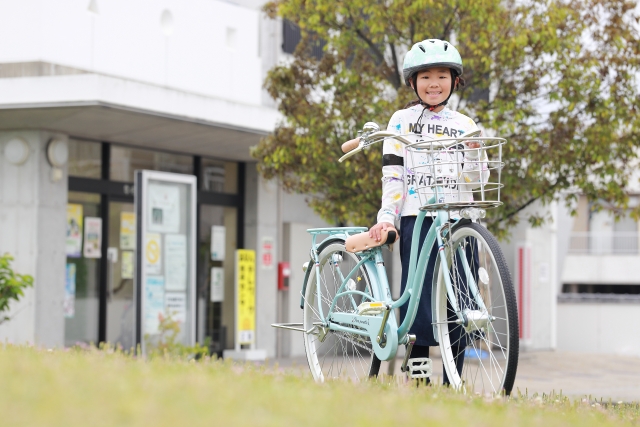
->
xmin=0 ymin=254 xmax=33 ymax=324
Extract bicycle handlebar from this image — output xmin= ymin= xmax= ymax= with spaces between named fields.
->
xmin=339 ymin=130 xmax=483 ymax=163
xmin=341 ymin=137 xmax=361 ymax=153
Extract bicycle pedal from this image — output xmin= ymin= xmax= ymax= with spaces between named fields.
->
xmin=407 ymin=358 xmax=432 ymax=379
xmin=356 ymin=301 xmax=386 ymax=316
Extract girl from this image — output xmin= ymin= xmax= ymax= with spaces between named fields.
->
xmin=368 ymin=39 xmax=489 ymax=383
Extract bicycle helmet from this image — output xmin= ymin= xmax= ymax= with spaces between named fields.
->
xmin=403 ymin=39 xmax=463 ymax=110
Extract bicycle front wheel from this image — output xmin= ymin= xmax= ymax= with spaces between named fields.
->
xmin=434 ymin=222 xmax=519 ymax=395
xmin=302 ymin=239 xmax=380 ymax=382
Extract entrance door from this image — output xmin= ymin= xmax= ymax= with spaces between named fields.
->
xmin=105 ymin=201 xmax=136 ymax=350
xmin=64 ymin=192 xmax=101 ymax=346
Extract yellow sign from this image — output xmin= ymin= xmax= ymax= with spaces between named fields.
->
xmin=145 ymin=233 xmax=162 ymax=274
xmin=236 ymin=249 xmax=256 ymax=345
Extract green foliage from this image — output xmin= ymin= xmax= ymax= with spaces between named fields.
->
xmin=145 ymin=312 xmax=209 ymax=360
xmin=253 ymin=0 xmax=640 ymax=237
xmin=0 ymin=345 xmax=638 ymax=426
xmin=0 ymin=254 xmax=33 ymax=324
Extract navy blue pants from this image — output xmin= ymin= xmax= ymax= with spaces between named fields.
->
xmin=399 ymin=215 xmax=468 ymax=383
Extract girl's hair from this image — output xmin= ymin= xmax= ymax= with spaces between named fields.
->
xmin=403 ymin=71 xmax=466 ymax=109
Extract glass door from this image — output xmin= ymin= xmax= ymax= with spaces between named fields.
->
xmin=198 ymin=204 xmax=237 ymax=356
xmin=105 ymin=201 xmax=136 ymax=350
xmin=64 ymin=192 xmax=101 ymax=346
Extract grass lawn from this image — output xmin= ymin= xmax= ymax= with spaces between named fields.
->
xmin=0 ymin=345 xmax=637 ymax=427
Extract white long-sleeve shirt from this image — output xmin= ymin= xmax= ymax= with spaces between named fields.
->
xmin=377 ymin=105 xmax=490 ymax=227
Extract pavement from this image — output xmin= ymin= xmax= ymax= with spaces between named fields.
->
xmin=267 ymin=349 xmax=640 ymax=402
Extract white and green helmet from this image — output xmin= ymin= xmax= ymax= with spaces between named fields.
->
xmin=403 ymin=39 xmax=463 ymax=87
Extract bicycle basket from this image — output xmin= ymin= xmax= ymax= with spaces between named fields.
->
xmin=405 ymin=136 xmax=506 ymax=211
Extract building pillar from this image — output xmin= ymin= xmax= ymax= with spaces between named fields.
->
xmin=0 ymin=131 xmax=67 ymax=347
xmin=244 ymin=163 xmax=278 ymax=357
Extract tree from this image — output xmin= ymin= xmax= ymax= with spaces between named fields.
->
xmin=253 ymin=0 xmax=640 ymax=237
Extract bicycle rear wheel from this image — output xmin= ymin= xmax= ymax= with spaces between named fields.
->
xmin=302 ymin=239 xmax=380 ymax=382
xmin=433 ymin=222 xmax=519 ymax=395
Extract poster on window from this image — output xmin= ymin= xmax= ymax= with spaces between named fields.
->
xmin=64 ymin=263 xmax=76 ymax=318
xmin=211 ymin=225 xmax=226 ymax=261
xmin=66 ymin=204 xmax=83 ymax=258
xmin=83 ymin=217 xmax=102 ymax=258
xmin=121 ymin=250 xmax=134 ymax=279
xmin=120 ymin=212 xmax=136 ymax=250
xmin=147 ymin=183 xmax=180 ymax=233
xmin=210 ymin=266 xmax=224 ymax=302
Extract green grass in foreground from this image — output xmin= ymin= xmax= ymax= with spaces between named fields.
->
xmin=0 ymin=345 xmax=638 ymax=427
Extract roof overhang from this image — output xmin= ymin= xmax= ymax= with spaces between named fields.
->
xmin=0 ymin=74 xmax=280 ymax=161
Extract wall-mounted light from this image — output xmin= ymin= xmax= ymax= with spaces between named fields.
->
xmin=46 ymin=138 xmax=68 ymax=182
xmin=4 ymin=137 xmax=30 ymax=165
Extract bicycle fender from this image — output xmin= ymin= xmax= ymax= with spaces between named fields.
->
xmin=300 ymin=237 xmax=345 ymax=310
xmin=299 ymin=258 xmax=313 ymax=310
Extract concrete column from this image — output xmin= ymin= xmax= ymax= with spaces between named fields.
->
xmin=0 ymin=131 xmax=67 ymax=347
xmin=244 ymin=163 xmax=278 ymax=357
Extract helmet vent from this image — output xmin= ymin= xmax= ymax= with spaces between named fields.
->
xmin=444 ymin=43 xmax=448 ymax=51
xmin=429 ymin=40 xmax=435 ymax=43
xmin=419 ymin=45 xmax=426 ymax=52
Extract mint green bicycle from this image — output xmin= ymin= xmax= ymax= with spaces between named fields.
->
xmin=273 ymin=123 xmax=519 ymax=395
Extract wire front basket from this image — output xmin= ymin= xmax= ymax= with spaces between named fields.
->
xmin=405 ymin=136 xmax=506 ymax=211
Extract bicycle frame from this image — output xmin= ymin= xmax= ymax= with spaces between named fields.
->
xmin=308 ymin=191 xmax=490 ymax=362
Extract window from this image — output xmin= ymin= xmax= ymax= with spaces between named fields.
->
xmin=110 ymin=146 xmax=193 ymax=182
xmin=68 ymin=139 xmax=101 ymax=178
xmin=282 ymin=19 xmax=324 ymax=60
xmin=200 ymin=159 xmax=238 ymax=194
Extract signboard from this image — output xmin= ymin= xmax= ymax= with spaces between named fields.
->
xmin=135 ymin=170 xmax=197 ymax=354
xmin=236 ymin=249 xmax=256 ymax=345
xmin=66 ymin=204 xmax=83 ymax=257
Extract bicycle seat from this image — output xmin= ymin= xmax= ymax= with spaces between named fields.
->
xmin=345 ymin=229 xmax=398 ymax=253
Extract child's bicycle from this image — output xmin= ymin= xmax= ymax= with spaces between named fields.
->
xmin=273 ymin=122 xmax=519 ymax=395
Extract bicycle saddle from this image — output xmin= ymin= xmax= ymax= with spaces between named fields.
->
xmin=345 ymin=229 xmax=399 ymax=253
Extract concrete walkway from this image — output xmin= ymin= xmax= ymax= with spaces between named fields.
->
xmin=268 ymin=350 xmax=640 ymax=402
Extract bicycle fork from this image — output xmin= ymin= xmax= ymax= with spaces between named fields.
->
xmin=434 ymin=211 xmax=492 ymax=334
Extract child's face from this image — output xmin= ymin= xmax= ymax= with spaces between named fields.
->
xmin=413 ymin=67 xmax=455 ymax=106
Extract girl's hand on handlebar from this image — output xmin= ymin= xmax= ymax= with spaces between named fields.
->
xmin=369 ymin=222 xmax=396 ymax=242
xmin=465 ymin=140 xmax=481 ymax=149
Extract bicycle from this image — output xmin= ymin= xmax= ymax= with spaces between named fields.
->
xmin=272 ymin=122 xmax=519 ymax=395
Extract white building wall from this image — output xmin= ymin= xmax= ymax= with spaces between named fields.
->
xmin=0 ymin=0 xmax=263 ymax=105
xmin=557 ymin=301 xmax=640 ymax=356
xmin=500 ymin=200 xmax=559 ymax=350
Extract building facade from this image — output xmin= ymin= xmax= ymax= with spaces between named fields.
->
xmin=0 ymin=0 xmax=337 ymax=357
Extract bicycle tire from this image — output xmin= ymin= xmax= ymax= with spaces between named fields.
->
xmin=433 ymin=222 xmax=519 ymax=395
xmin=302 ymin=239 xmax=381 ymax=382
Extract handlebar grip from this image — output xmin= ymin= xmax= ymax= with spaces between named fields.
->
xmin=341 ymin=138 xmax=360 ymax=153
